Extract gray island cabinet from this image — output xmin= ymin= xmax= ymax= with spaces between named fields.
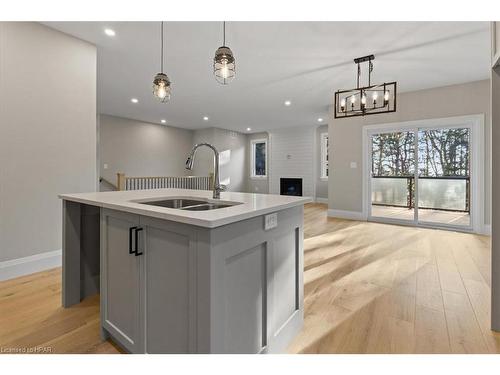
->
xmin=59 ymin=189 xmax=310 ymax=354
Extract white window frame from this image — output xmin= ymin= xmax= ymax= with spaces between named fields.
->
xmin=361 ymin=114 xmax=484 ymax=234
xmin=320 ymin=132 xmax=329 ymax=180
xmin=250 ymin=138 xmax=268 ymax=179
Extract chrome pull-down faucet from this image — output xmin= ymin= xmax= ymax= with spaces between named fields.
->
xmin=185 ymin=143 xmax=225 ymax=199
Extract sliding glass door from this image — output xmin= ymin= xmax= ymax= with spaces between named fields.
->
xmin=370 ymin=130 xmax=416 ymax=223
xmin=417 ymin=127 xmax=470 ymax=227
xmin=369 ymin=125 xmax=472 ymax=230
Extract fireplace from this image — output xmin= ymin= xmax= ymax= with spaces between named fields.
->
xmin=280 ymin=178 xmax=303 ymax=196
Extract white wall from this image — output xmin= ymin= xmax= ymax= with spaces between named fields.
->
xmin=0 ymin=22 xmax=97 ymax=264
xmin=329 ymin=80 xmax=491 ymax=225
xmin=268 ymin=126 xmax=316 ymax=198
xmin=99 ymin=115 xmax=194 ymax=187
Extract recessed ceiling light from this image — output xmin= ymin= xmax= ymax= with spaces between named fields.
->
xmin=246 ymin=127 xmax=252 ymax=132
xmin=284 ymin=100 xmax=291 ymax=106
xmin=104 ymin=28 xmax=116 ymax=37
xmin=317 ymin=118 xmax=324 ymax=122
xmin=160 ymin=119 xmax=167 ymax=124
xmin=130 ymin=98 xmax=139 ymax=103
xmin=203 ymin=116 xmax=209 ymax=121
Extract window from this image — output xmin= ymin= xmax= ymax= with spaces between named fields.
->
xmin=320 ymin=132 xmax=329 ymax=179
xmin=251 ymin=139 xmax=267 ymax=178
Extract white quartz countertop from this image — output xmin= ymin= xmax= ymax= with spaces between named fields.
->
xmin=59 ymin=189 xmax=311 ymax=228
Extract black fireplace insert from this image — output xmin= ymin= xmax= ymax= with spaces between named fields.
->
xmin=280 ymin=178 xmax=303 ymax=196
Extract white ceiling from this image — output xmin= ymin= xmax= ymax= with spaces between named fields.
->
xmin=44 ymin=21 xmax=490 ymax=133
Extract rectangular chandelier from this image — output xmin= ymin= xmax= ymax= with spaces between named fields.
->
xmin=334 ymin=55 xmax=397 ymax=119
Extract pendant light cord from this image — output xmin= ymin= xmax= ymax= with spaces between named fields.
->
xmin=223 ymin=21 xmax=226 ymax=46
xmin=160 ymin=21 xmax=164 ymax=73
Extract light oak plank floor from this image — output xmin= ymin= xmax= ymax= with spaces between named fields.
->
xmin=1 ymin=203 xmax=497 ymax=354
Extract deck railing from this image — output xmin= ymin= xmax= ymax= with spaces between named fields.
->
xmin=371 ymin=175 xmax=470 ymax=213
xmin=116 ymin=173 xmax=214 ymax=191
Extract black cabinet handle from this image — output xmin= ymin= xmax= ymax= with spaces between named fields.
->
xmin=129 ymin=226 xmax=138 ymax=254
xmin=134 ymin=227 xmax=143 ymax=256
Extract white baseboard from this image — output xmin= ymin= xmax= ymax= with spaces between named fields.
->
xmin=0 ymin=249 xmax=62 ymax=282
xmin=480 ymin=224 xmax=491 ymax=236
xmin=327 ymin=209 xmax=366 ymax=221
xmin=314 ymin=197 xmax=329 ymax=204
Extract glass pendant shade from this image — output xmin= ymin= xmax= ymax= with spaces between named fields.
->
xmin=153 ymin=73 xmax=171 ymax=103
xmin=214 ymin=46 xmax=235 ymax=85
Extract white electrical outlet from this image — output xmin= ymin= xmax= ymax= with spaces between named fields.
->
xmin=103 ymin=163 xmax=108 ymax=170
xmin=264 ymin=213 xmax=278 ymax=230
xmin=350 ymin=161 xmax=357 ymax=169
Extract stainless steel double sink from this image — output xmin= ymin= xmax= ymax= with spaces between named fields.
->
xmin=137 ymin=198 xmax=240 ymax=211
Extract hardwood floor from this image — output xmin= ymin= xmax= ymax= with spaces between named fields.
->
xmin=1 ymin=203 xmax=498 ymax=354
xmin=290 ymin=203 xmax=499 ymax=353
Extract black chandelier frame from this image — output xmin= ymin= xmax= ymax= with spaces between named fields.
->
xmin=334 ymin=55 xmax=397 ymax=119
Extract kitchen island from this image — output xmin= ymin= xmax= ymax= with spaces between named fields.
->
xmin=59 ymin=188 xmax=310 ymax=354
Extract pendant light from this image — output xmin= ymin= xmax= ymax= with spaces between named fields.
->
xmin=213 ymin=21 xmax=236 ymax=85
xmin=153 ymin=21 xmax=171 ymax=103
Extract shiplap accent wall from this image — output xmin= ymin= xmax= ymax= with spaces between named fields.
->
xmin=268 ymin=127 xmax=316 ymax=198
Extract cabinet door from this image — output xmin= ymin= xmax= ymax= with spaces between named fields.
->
xmin=141 ymin=217 xmax=194 ymax=353
xmin=101 ymin=209 xmax=143 ymax=353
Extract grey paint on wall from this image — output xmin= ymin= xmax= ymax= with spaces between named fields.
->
xmin=0 ymin=22 xmax=97 ymax=262
xmin=192 ymin=127 xmax=248 ymax=192
xmin=246 ymin=132 xmax=269 ymax=194
xmin=191 ymin=127 xmax=217 ymax=179
xmin=328 ymin=80 xmax=491 ymax=225
xmin=99 ymin=118 xmax=249 ymax=193
xmin=99 ymin=115 xmax=194 ymax=185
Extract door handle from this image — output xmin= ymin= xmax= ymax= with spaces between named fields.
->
xmin=134 ymin=227 xmax=144 ymax=256
xmin=129 ymin=226 xmax=138 ymax=254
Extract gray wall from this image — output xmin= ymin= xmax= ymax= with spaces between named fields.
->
xmin=315 ymin=125 xmax=328 ymax=200
xmin=99 ymin=118 xmax=249 ymax=193
xmin=0 ymin=22 xmax=97 ymax=262
xmin=191 ymin=127 xmax=215 ymax=179
xmin=246 ymin=132 xmax=269 ymax=194
xmin=329 ymin=80 xmax=491 ymax=225
xmin=191 ymin=127 xmax=248 ymax=192
xmin=99 ymin=115 xmax=194 ymax=186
